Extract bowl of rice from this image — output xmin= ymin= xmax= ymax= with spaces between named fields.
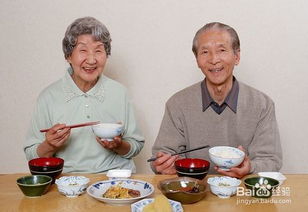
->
xmin=209 ymin=146 xmax=245 ymax=171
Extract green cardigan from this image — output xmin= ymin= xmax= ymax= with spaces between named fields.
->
xmin=24 ymin=69 xmax=144 ymax=173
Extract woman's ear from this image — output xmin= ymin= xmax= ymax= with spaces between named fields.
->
xmin=66 ymin=56 xmax=72 ymax=64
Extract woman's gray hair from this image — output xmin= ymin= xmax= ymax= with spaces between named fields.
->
xmin=192 ymin=22 xmax=240 ymax=56
xmin=62 ymin=17 xmax=111 ymax=59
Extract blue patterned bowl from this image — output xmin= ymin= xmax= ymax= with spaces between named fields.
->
xmin=55 ymin=176 xmax=89 ymax=197
xmin=209 ymin=146 xmax=245 ymax=170
xmin=207 ymin=176 xmax=241 ymax=198
xmin=91 ymin=123 xmax=123 ymax=141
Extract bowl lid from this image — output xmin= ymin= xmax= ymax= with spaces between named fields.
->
xmin=106 ymin=169 xmax=132 ymax=179
xmin=175 ymin=158 xmax=210 ymax=168
xmin=29 ymin=157 xmax=64 ymax=167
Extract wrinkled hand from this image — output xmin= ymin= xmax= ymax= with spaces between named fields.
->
xmin=152 ymin=152 xmax=180 ymax=175
xmin=96 ymin=136 xmax=122 ymax=150
xmin=215 ymin=145 xmax=251 ymax=179
xmin=44 ymin=123 xmax=71 ymax=149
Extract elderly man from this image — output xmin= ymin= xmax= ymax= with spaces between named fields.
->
xmin=151 ymin=22 xmax=282 ymax=178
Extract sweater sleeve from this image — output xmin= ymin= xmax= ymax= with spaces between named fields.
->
xmin=248 ymin=101 xmax=282 ymax=173
xmin=24 ymin=95 xmax=53 ymax=160
xmin=151 ymin=98 xmax=187 ymax=173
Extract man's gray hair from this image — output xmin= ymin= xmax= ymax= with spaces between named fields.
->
xmin=62 ymin=17 xmax=111 ymax=59
xmin=192 ymin=22 xmax=240 ymax=56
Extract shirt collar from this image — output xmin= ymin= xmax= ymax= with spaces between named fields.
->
xmin=62 ymin=67 xmax=105 ymax=102
xmin=201 ymin=77 xmax=239 ymax=113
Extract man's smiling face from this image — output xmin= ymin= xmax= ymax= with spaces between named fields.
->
xmin=195 ymin=29 xmax=240 ymax=87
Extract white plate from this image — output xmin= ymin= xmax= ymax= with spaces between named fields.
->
xmin=131 ymin=198 xmax=183 ymax=212
xmin=87 ymin=179 xmax=154 ymax=205
xmin=107 ymin=169 xmax=132 ymax=179
xmin=258 ymin=172 xmax=286 ymax=185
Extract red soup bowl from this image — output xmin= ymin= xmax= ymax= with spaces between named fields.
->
xmin=175 ymin=158 xmax=210 ymax=180
xmin=28 ymin=157 xmax=64 ymax=183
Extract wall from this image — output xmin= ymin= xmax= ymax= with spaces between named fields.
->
xmin=1 ymin=0 xmax=307 ymax=174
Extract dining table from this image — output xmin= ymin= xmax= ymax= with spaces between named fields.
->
xmin=0 ymin=173 xmax=307 ymax=211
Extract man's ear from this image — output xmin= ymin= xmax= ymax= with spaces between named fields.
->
xmin=235 ymin=49 xmax=240 ymax=65
xmin=195 ymin=54 xmax=202 ymax=69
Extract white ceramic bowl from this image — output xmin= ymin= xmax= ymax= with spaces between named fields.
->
xmin=258 ymin=172 xmax=286 ymax=185
xmin=91 ymin=123 xmax=123 ymax=141
xmin=55 ymin=176 xmax=89 ymax=197
xmin=209 ymin=146 xmax=245 ymax=170
xmin=87 ymin=179 xmax=154 ymax=205
xmin=106 ymin=169 xmax=132 ymax=179
xmin=207 ymin=176 xmax=241 ymax=198
xmin=131 ymin=198 xmax=183 ymax=212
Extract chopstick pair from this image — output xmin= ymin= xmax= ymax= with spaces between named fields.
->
xmin=147 ymin=145 xmax=210 ymax=162
xmin=40 ymin=121 xmax=100 ymax=133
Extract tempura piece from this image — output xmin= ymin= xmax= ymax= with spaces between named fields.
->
xmin=142 ymin=203 xmax=155 ymax=212
xmin=143 ymin=195 xmax=172 ymax=212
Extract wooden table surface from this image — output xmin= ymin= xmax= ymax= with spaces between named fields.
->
xmin=0 ymin=173 xmax=307 ymax=211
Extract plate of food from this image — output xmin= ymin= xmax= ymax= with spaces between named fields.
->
xmin=131 ymin=195 xmax=183 ymax=212
xmin=87 ymin=179 xmax=154 ymax=205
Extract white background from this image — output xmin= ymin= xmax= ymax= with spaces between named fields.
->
xmin=1 ymin=0 xmax=307 ymax=174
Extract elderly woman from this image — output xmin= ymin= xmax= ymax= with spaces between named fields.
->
xmin=24 ymin=17 xmax=144 ymax=173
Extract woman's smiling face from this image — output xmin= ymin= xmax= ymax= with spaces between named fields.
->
xmin=67 ymin=34 xmax=107 ymax=91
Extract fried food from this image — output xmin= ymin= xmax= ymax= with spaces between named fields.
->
xmin=102 ymin=184 xmax=140 ymax=199
xmin=143 ymin=195 xmax=172 ymax=212
xmin=142 ymin=203 xmax=155 ymax=212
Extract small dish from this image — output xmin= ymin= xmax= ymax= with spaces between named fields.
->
xmin=17 ymin=175 xmax=52 ymax=197
xmin=258 ymin=172 xmax=286 ymax=185
xmin=55 ymin=176 xmax=89 ymax=197
xmin=131 ymin=198 xmax=183 ymax=212
xmin=244 ymin=176 xmax=279 ymax=198
xmin=158 ymin=177 xmax=207 ymax=204
xmin=207 ymin=176 xmax=241 ymax=198
xmin=107 ymin=169 xmax=132 ymax=179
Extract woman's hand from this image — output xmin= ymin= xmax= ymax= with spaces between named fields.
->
xmin=215 ymin=145 xmax=251 ymax=179
xmin=152 ymin=152 xmax=180 ymax=175
xmin=96 ymin=136 xmax=122 ymax=149
xmin=37 ymin=123 xmax=71 ymax=157
xmin=96 ymin=136 xmax=130 ymax=155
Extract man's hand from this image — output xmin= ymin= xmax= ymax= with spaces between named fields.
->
xmin=152 ymin=152 xmax=180 ymax=175
xmin=215 ymin=145 xmax=251 ymax=179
